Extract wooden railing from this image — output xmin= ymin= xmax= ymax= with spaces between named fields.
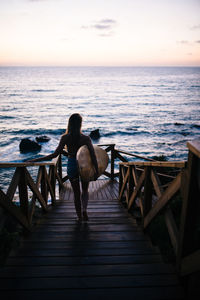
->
xmin=118 ymin=139 xmax=200 ymax=286
xmin=0 ymin=156 xmax=64 ymax=231
xmin=119 ymin=160 xmax=185 ymax=250
xmin=177 ymin=140 xmax=200 ymax=278
xmin=0 ymin=143 xmax=156 ymax=232
xmin=99 ymin=144 xmax=155 ymax=180
xmin=0 ymin=143 xmax=160 ymax=232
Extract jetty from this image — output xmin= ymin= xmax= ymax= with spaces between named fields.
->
xmin=0 ymin=141 xmax=200 ymax=299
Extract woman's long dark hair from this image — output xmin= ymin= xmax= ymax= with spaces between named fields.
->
xmin=66 ymin=113 xmax=82 ymax=146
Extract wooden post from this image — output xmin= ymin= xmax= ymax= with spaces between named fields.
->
xmin=177 ymin=140 xmax=200 ymax=273
xmin=110 ymin=144 xmax=115 ymax=180
xmin=119 ymin=164 xmax=123 ymax=201
xmin=18 ymin=167 xmax=29 ymax=222
xmin=119 ymin=166 xmax=129 ymax=202
xmin=143 ymin=167 xmax=153 ymax=218
xmin=49 ymin=165 xmax=56 ymax=205
xmin=41 ymin=166 xmax=48 ymax=205
xmin=58 ymin=154 xmax=63 ymax=191
xmin=128 ymin=166 xmax=134 ymax=206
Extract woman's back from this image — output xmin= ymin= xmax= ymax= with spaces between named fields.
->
xmin=64 ymin=133 xmax=90 ymax=157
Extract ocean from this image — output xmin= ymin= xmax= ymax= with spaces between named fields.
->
xmin=0 ymin=66 xmax=200 ymax=166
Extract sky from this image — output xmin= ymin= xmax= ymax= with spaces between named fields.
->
xmin=0 ymin=0 xmax=200 ymax=66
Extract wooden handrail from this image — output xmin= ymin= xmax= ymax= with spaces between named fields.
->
xmin=0 ymin=155 xmax=64 ymax=231
xmin=119 ymin=160 xmax=184 ymax=230
xmin=115 ymin=149 xmax=155 ymax=161
xmin=0 ymin=143 xmax=156 ymax=231
xmin=97 ymin=144 xmax=158 ymax=180
xmin=0 ymin=143 xmax=118 ymax=230
xmin=0 ymin=161 xmax=55 ymax=168
xmin=187 ymin=139 xmax=200 ymax=158
xmin=120 ymin=161 xmax=186 ymax=168
xmin=177 ymin=139 xmax=200 ymax=281
xmin=118 ymin=138 xmax=200 ymax=287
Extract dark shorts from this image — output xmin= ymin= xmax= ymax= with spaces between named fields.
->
xmin=67 ymin=157 xmax=79 ymax=180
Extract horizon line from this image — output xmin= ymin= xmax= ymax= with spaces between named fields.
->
xmin=0 ymin=65 xmax=200 ymax=68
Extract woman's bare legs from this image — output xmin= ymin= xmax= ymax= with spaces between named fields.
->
xmin=70 ymin=178 xmax=89 ymax=222
xmin=70 ymin=178 xmax=82 ymax=221
xmin=81 ymin=181 xmax=89 ymax=221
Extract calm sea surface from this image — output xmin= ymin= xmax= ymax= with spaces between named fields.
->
xmin=0 ymin=66 xmax=200 ymax=166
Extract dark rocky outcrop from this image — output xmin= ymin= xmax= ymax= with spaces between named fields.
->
xmin=89 ymin=129 xmax=100 ymax=140
xmin=19 ymin=138 xmax=41 ymax=153
xmin=36 ymin=135 xmax=50 ymax=143
xmin=174 ymin=122 xmax=183 ymax=126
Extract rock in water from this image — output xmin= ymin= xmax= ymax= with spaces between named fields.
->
xmin=36 ymin=135 xmax=50 ymax=143
xmin=174 ymin=122 xmax=183 ymax=126
xmin=19 ymin=138 xmax=41 ymax=153
xmin=89 ymin=129 xmax=100 ymax=140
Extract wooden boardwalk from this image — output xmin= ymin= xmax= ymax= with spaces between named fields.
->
xmin=0 ymin=179 xmax=185 ymax=300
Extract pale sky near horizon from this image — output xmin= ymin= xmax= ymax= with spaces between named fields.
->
xmin=0 ymin=0 xmax=200 ymax=66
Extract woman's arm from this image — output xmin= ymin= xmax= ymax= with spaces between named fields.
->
xmin=28 ymin=135 xmax=67 ymax=162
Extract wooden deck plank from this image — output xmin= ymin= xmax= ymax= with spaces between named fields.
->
xmin=9 ymin=246 xmax=159 ymax=257
xmin=0 ymin=274 xmax=181 ymax=289
xmin=5 ymin=256 xmax=169 ymax=267
xmin=0 ymin=287 xmax=184 ymax=300
xmin=1 ymin=261 xmax=175 ymax=278
xmin=33 ymin=226 xmax=142 ymax=233
xmin=0 ymin=179 xmax=185 ymax=300
xmin=37 ymin=218 xmax=136 ymax=225
xmin=17 ymin=239 xmax=150 ymax=248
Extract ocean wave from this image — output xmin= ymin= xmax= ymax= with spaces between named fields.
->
xmin=153 ymin=129 xmax=191 ymax=137
xmin=0 ymin=128 xmax=66 ymax=136
xmin=173 ymin=123 xmax=200 ymax=130
xmin=0 ymin=115 xmax=15 ymax=119
xmin=31 ymin=89 xmax=57 ymax=92
xmin=103 ymin=130 xmax=150 ymax=137
xmin=8 ymin=93 xmax=22 ymax=97
xmin=191 ymin=124 xmax=200 ymax=129
xmin=128 ymin=84 xmax=151 ymax=87
xmin=190 ymin=85 xmax=200 ymax=88
xmin=167 ymin=139 xmax=188 ymax=146
xmin=1 ymin=107 xmax=16 ymax=112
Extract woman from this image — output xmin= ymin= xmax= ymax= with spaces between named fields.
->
xmin=29 ymin=113 xmax=98 ymax=222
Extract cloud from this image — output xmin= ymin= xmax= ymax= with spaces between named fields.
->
xmin=101 ymin=19 xmax=116 ymax=23
xmin=177 ymin=40 xmax=189 ymax=44
xmin=92 ymin=19 xmax=117 ymax=31
xmin=98 ymin=32 xmax=114 ymax=37
xmin=60 ymin=37 xmax=74 ymax=42
xmin=177 ymin=40 xmax=200 ymax=46
xmin=190 ymin=24 xmax=200 ymax=30
xmin=81 ymin=25 xmax=89 ymax=29
xmin=92 ymin=24 xmax=111 ymax=30
xmin=82 ymin=19 xmax=117 ymax=37
xmin=28 ymin=0 xmax=54 ymax=2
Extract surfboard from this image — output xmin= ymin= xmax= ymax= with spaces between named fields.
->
xmin=76 ymin=145 xmax=109 ymax=181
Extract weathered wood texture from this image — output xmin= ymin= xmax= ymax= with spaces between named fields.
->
xmin=187 ymin=140 xmax=200 ymax=159
xmin=118 ymin=138 xmax=200 ymax=299
xmin=119 ymin=162 xmax=185 ymax=257
xmin=0 ymin=180 xmax=184 ymax=300
xmin=176 ymin=139 xmax=200 ymax=297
